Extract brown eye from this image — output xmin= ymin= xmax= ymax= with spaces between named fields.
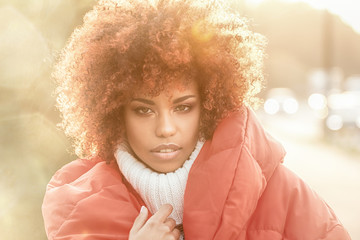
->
xmin=135 ymin=106 xmax=153 ymax=115
xmin=175 ymin=105 xmax=191 ymax=112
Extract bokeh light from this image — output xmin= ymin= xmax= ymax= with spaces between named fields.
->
xmin=326 ymin=114 xmax=343 ymax=131
xmin=264 ymin=98 xmax=280 ymax=115
xmin=308 ymin=93 xmax=327 ymax=110
xmin=283 ymin=98 xmax=299 ymax=114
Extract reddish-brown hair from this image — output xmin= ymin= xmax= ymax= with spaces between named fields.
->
xmin=54 ymin=0 xmax=266 ymax=162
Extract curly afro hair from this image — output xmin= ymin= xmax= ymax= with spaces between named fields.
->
xmin=54 ymin=0 xmax=267 ymax=162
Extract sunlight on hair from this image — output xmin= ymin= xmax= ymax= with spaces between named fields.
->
xmin=191 ymin=20 xmax=214 ymax=43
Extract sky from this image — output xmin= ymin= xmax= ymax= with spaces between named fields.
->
xmin=245 ymin=0 xmax=360 ymax=34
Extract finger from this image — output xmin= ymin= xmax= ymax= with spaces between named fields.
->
xmin=171 ymin=228 xmax=181 ymax=240
xmin=163 ymin=217 xmax=176 ymax=230
xmin=151 ymin=204 xmax=173 ymax=222
xmin=130 ymin=206 xmax=148 ymax=233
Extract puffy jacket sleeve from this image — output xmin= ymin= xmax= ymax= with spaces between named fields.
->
xmin=42 ymin=159 xmax=142 ymax=240
xmin=248 ymin=164 xmax=351 ymax=240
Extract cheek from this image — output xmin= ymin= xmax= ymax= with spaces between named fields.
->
xmin=124 ymin=114 xmax=156 ymax=158
xmin=125 ymin=122 xmax=139 ymax=142
xmin=183 ymin=110 xmax=201 ymax=139
xmin=125 ymin=120 xmax=147 ymax=158
xmin=124 ymin=112 xmax=144 ymax=146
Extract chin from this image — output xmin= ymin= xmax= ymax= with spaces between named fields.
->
xmin=155 ymin=163 xmax=183 ymax=174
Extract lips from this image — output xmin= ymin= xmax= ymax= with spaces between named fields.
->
xmin=151 ymin=143 xmax=181 ymax=153
xmin=158 ymin=149 xmax=176 ymax=153
xmin=150 ymin=143 xmax=182 ymax=161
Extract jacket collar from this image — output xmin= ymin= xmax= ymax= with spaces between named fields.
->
xmin=183 ymin=107 xmax=286 ymax=239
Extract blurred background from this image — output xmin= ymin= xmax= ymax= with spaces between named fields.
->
xmin=0 ymin=0 xmax=359 ymax=239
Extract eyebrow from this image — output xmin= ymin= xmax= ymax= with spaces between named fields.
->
xmin=173 ymin=95 xmax=197 ymax=104
xmin=131 ymin=95 xmax=197 ymax=105
xmin=131 ymin=98 xmax=155 ymax=105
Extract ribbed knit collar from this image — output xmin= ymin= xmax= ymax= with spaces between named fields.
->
xmin=115 ymin=141 xmax=204 ymax=225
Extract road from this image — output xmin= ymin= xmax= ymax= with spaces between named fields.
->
xmin=257 ymin=105 xmax=360 ymax=239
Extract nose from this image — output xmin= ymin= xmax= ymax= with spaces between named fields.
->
xmin=155 ymin=113 xmax=176 ymax=138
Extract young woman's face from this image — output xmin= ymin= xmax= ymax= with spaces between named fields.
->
xmin=124 ymin=81 xmax=201 ymax=173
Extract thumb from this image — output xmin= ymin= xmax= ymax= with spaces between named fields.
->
xmin=131 ymin=206 xmax=149 ymax=233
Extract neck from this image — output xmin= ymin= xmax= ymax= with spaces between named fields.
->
xmin=115 ymin=141 xmax=204 ymax=224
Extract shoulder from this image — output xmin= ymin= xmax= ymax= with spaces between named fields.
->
xmin=42 ymin=158 xmax=141 ymax=240
xmin=46 ymin=158 xmax=122 ymax=189
xmin=249 ymin=165 xmax=351 ymax=239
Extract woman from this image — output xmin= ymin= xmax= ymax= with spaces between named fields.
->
xmin=42 ymin=0 xmax=351 ymax=239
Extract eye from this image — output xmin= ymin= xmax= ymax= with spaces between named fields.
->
xmin=174 ymin=104 xmax=191 ymax=112
xmin=134 ymin=106 xmax=153 ymax=115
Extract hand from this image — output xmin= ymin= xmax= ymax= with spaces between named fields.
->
xmin=129 ymin=204 xmax=180 ymax=240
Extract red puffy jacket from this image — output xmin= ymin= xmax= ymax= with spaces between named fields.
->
xmin=42 ymin=107 xmax=351 ymax=239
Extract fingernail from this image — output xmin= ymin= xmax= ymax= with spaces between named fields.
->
xmin=140 ymin=206 xmax=147 ymax=213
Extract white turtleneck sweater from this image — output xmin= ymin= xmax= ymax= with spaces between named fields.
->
xmin=115 ymin=141 xmax=204 ymax=226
